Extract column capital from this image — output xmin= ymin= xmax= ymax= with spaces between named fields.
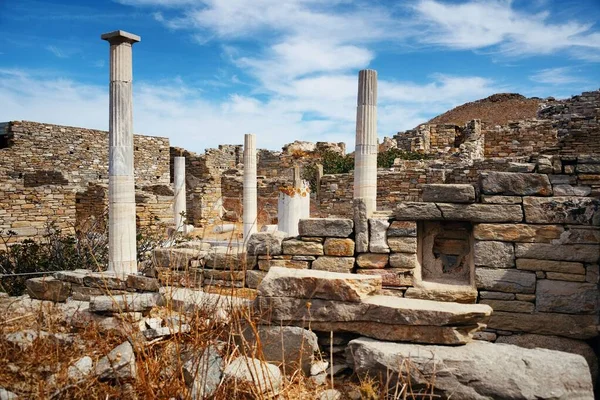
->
xmin=101 ymin=30 xmax=141 ymax=45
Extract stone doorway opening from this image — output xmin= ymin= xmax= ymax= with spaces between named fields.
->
xmin=420 ymin=221 xmax=473 ymax=285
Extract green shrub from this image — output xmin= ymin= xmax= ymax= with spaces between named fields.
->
xmin=377 ymin=148 xmax=430 ymax=168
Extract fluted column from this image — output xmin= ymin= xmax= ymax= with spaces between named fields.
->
xmin=102 ymin=30 xmax=140 ymax=277
xmin=353 ymin=69 xmax=378 ymax=217
xmin=243 ymin=134 xmax=257 ymax=245
xmin=173 ymin=156 xmax=186 ymax=231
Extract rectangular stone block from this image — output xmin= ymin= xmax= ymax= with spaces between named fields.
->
xmin=369 ymin=218 xmax=390 ymax=253
xmin=422 ymin=184 xmax=475 ymax=203
xmin=298 ymin=218 xmax=353 ymax=238
xmin=577 ymin=164 xmax=600 ymax=173
xmin=387 ymin=221 xmax=417 ymax=237
xmin=480 ymin=299 xmax=534 ymax=313
xmin=323 ymin=238 xmax=355 ymax=256
xmin=25 ymin=277 xmax=71 ymax=302
xmin=54 ymin=269 xmax=90 ymax=285
xmin=536 ymin=280 xmax=598 ymax=314
xmin=479 ymin=291 xmax=515 ymax=300
xmin=474 ymin=241 xmax=515 ymax=269
xmin=356 ymin=253 xmax=389 ymax=269
xmin=516 ymin=259 xmax=585 ymax=274
xmin=437 ymin=204 xmax=523 ymax=223
xmin=353 ymin=198 xmax=369 ymax=253
xmin=246 ymin=270 xmax=267 ymax=289
xmin=480 ymin=195 xmax=522 ymax=204
xmin=282 ymin=239 xmax=324 ymax=256
xmin=515 ymin=243 xmax=599 ymax=263
xmin=475 ymin=268 xmax=536 ymax=294
xmin=257 ymin=267 xmax=381 ymax=302
xmin=89 ymin=293 xmax=162 ymax=313
xmin=388 ymin=237 xmax=417 ymax=253
xmin=395 ymin=203 xmax=442 ymax=220
xmin=480 ymin=172 xmax=552 ymax=196
xmin=356 ymin=268 xmax=413 ymax=287
xmin=545 ymin=272 xmax=585 ymax=282
xmin=83 ymin=272 xmax=127 ymax=290
xmin=473 ymin=223 xmax=563 ymax=243
xmin=389 ymin=253 xmax=418 ymax=269
xmin=311 ymin=256 xmax=355 ymax=273
xmin=488 ymin=312 xmax=598 ymax=339
xmin=523 ymin=196 xmax=600 ymax=225
xmin=258 ymin=259 xmax=309 ymax=271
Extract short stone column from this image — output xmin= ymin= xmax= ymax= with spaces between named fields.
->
xmin=102 ymin=30 xmax=140 ymax=277
xmin=243 ymin=133 xmax=257 ymax=244
xmin=173 ymin=156 xmax=186 ymax=231
xmin=278 ymin=167 xmax=310 ymax=237
xmin=353 ymin=69 xmax=378 ymax=217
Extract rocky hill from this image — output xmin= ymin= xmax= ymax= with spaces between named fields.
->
xmin=428 ymin=93 xmax=542 ymax=126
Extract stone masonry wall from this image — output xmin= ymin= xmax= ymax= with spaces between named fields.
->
xmin=0 ymin=121 xmax=173 ymax=243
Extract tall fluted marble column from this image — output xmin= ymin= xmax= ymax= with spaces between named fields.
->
xmin=173 ymin=156 xmax=186 ymax=231
xmin=102 ymin=30 xmax=140 ymax=277
xmin=353 ymin=69 xmax=378 ymax=217
xmin=243 ymin=134 xmax=257 ymax=244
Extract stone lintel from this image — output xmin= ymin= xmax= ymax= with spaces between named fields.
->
xmin=101 ymin=30 xmax=141 ymax=44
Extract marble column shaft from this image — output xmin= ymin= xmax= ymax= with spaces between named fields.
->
xmin=243 ymin=134 xmax=257 ymax=244
xmin=353 ymin=69 xmax=378 ymax=217
xmin=102 ymin=30 xmax=140 ymax=277
xmin=173 ymin=156 xmax=186 ymax=231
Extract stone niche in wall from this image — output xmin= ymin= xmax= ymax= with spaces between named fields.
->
xmin=420 ymin=221 xmax=473 ymax=285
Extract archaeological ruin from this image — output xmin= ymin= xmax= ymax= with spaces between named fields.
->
xmin=1 ymin=28 xmax=599 ymax=400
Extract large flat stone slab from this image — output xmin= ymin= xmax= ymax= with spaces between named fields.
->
xmin=160 ymin=287 xmax=252 ymax=321
xmin=422 ymin=184 xmax=475 ymax=203
xmin=488 ymin=311 xmax=598 ymax=339
xmin=473 ymin=223 xmax=564 ymax=243
xmin=515 ymin=243 xmax=599 ymax=263
xmin=25 ymin=277 xmax=71 ymax=302
xmin=480 ymin=171 xmax=553 ymax=196
xmin=347 ymin=337 xmax=593 ymax=399
xmin=475 ymin=268 xmax=536 ymax=293
xmin=395 ymin=203 xmax=442 ymax=220
xmin=298 ymin=218 xmax=353 ymax=238
xmin=153 ymin=248 xmax=205 ymax=269
xmin=523 ymin=196 xmax=600 ymax=225
xmin=89 ymin=293 xmax=162 ymax=313
xmin=256 ymin=295 xmax=492 ymax=326
xmin=437 ymin=203 xmax=523 ymax=222
xmin=257 ymin=267 xmax=381 ymax=302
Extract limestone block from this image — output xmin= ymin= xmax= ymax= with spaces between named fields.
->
xmin=257 ymin=267 xmax=381 ymax=302
xmin=89 ymin=293 xmax=162 ymax=313
xmin=421 ymin=184 xmax=475 ymax=203
xmin=577 ymin=164 xmax=600 ymax=173
xmin=126 ymin=274 xmax=160 ymax=292
xmin=508 ymin=162 xmax=536 ymax=173
xmin=479 ymin=291 xmax=515 ymax=300
xmin=387 ymin=237 xmax=417 ymax=253
xmin=368 ymin=218 xmax=390 ymax=253
xmin=474 ymin=223 xmax=563 ymax=243
xmin=395 ymin=203 xmax=441 ymax=220
xmin=356 ymin=253 xmax=388 ymax=269
xmin=437 ymin=204 xmax=523 ymax=222
xmin=516 ymin=258 xmax=585 ymax=274
xmin=323 ymin=238 xmax=355 ymax=256
xmin=473 ymin=241 xmax=515 ymax=269
xmin=389 ymin=253 xmax=418 ymax=269
xmin=353 ymin=199 xmax=369 ymax=253
xmin=298 ymin=218 xmax=353 ymax=238
xmin=54 ymin=269 xmax=91 ymax=285
xmin=95 ymin=341 xmax=136 ymax=381
xmin=282 ymin=239 xmax=324 ymax=256
xmin=586 ymin=265 xmax=599 ymax=284
xmin=496 ymin=334 xmax=598 ymax=382
xmin=183 ymin=345 xmax=223 ymax=399
xmin=515 ymin=243 xmax=599 ymax=263
xmin=480 ymin=195 xmax=522 ymax=204
xmin=82 ymin=272 xmax=127 ymax=290
xmin=488 ymin=311 xmax=598 ymax=339
xmin=536 ymin=280 xmax=598 ymax=314
xmin=387 ymin=221 xmax=417 ymax=237
xmin=480 ymin=171 xmax=552 ymax=196
xmin=241 ymin=325 xmax=319 ymax=375
xmin=553 ymin=185 xmax=592 ymax=196
xmin=223 ymin=357 xmax=281 ymax=394
xmin=356 ymin=268 xmax=413 ymax=287
xmin=25 ymin=277 xmax=71 ymax=302
xmin=312 ymin=256 xmax=355 ymax=272
xmin=246 ymin=231 xmax=287 ymax=256
xmin=153 ymin=248 xmax=204 ymax=269
xmin=347 ymin=338 xmax=593 ymax=399
xmin=475 ymin=268 xmax=536 ymax=293
xmin=258 ymin=259 xmax=309 ymax=271
xmin=202 ymin=269 xmax=246 ymax=281
xmin=246 ymin=270 xmax=267 ymax=289
xmin=480 ymin=299 xmax=534 ymax=313
xmin=546 ymin=272 xmax=586 ymax=282
xmin=404 ymin=286 xmax=478 ymax=304
xmin=204 ymin=247 xmax=245 ymax=270
xmin=523 ymin=196 xmax=600 ymax=225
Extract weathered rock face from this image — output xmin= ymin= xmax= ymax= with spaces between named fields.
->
xmin=516 ymin=259 xmax=586 ymax=274
xmin=353 ymin=199 xmax=369 ymax=253
xmin=496 ymin=334 xmax=598 ymax=383
xmin=257 ymin=267 xmax=381 ymax=302
xmin=246 ymin=231 xmax=287 ymax=256
xmin=387 ymin=221 xmax=417 ymax=237
xmin=347 ymin=337 xmax=594 ymax=400
xmin=369 ymin=218 xmax=390 ymax=253
xmin=25 ymin=277 xmax=71 ymax=302
xmin=480 ymin=299 xmax=534 ymax=313
xmin=82 ymin=272 xmax=128 ymax=290
xmin=223 ymin=356 xmax=281 ymax=394
xmin=298 ymin=218 xmax=353 ymax=238
xmin=395 ymin=203 xmax=441 ymax=220
xmin=356 ymin=253 xmax=388 ymax=269
xmin=90 ymin=293 xmax=162 ymax=313
xmin=258 ymin=259 xmax=309 ymax=271
xmin=535 ymin=280 xmax=598 ymax=314
xmin=245 ymin=270 xmax=266 ymax=289
xmin=422 ymin=184 xmax=476 ymax=203
xmin=404 ymin=286 xmax=478 ymax=304
xmin=282 ymin=239 xmax=324 ymax=255
xmin=523 ymin=196 xmax=600 ymax=225
xmin=311 ymin=256 xmax=355 ymax=272
xmin=126 ymin=274 xmax=160 ymax=292
xmin=183 ymin=345 xmax=223 ymax=399
xmin=241 ymin=325 xmax=319 ymax=375
xmin=480 ymin=171 xmax=553 ymax=196
xmin=356 ymin=269 xmax=413 ymax=287
xmin=153 ymin=248 xmax=204 ymax=269
xmin=474 ymin=223 xmax=564 ymax=243
xmin=488 ymin=311 xmax=598 ymax=339
xmin=323 ymin=238 xmax=355 ymax=256
xmin=515 ymin=243 xmax=599 ymax=263
xmin=95 ymin=341 xmax=137 ymax=381
xmin=437 ymin=204 xmax=523 ymax=222
xmin=473 ymin=241 xmax=515 ymax=269
xmin=387 ymin=237 xmax=417 ymax=253
xmin=388 ymin=253 xmax=418 ymax=269
xmin=204 ymin=247 xmax=245 ymax=269
xmin=475 ymin=268 xmax=536 ymax=293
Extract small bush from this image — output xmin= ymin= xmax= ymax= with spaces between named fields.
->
xmin=377 ymin=148 xmax=430 ymax=168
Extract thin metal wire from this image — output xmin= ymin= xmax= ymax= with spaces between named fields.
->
xmin=0 ymin=271 xmax=57 ymax=278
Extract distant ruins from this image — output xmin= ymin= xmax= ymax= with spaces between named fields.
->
xmin=1 ymin=28 xmax=599 ymax=398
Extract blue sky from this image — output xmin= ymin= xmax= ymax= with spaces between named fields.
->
xmin=1 ymin=0 xmax=599 ymax=152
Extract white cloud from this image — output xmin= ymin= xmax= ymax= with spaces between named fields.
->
xmin=412 ymin=0 xmax=600 ymax=60
xmin=46 ymin=45 xmax=70 ymax=58
xmin=530 ymin=67 xmax=585 ymax=85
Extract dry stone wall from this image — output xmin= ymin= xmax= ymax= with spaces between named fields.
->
xmin=0 ymin=121 xmax=173 ymax=243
